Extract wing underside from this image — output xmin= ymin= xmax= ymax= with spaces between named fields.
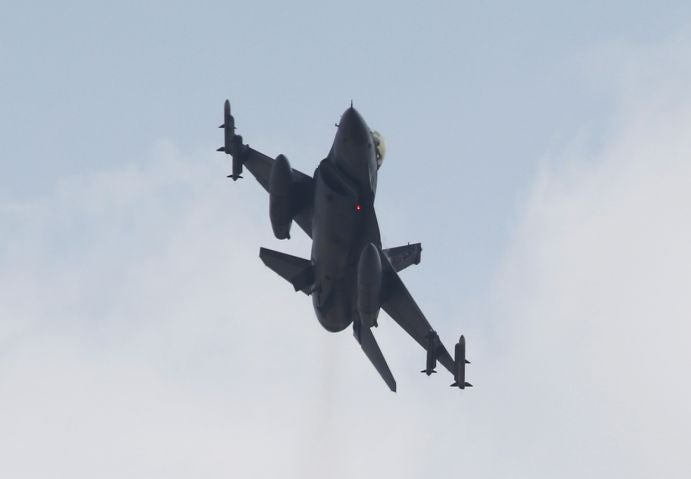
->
xmin=241 ymin=148 xmax=314 ymax=237
xmin=218 ymin=100 xmax=314 ymax=238
xmin=380 ymin=253 xmax=455 ymax=375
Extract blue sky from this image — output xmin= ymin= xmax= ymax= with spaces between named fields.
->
xmin=4 ymin=4 xmax=689 ymax=302
xmin=3 ymin=1 xmax=689 ymax=286
xmin=2 ymin=2 xmax=691 ymax=477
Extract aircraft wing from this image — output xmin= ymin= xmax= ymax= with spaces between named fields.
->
xmin=218 ymin=100 xmax=314 ymax=238
xmin=380 ymin=253 xmax=455 ymax=375
xmin=238 ymin=147 xmax=314 ymax=238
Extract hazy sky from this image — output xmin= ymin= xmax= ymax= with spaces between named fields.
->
xmin=2 ymin=2 xmax=691 ymax=478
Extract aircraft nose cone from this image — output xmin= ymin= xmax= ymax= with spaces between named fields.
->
xmin=338 ymin=106 xmax=370 ymax=144
xmin=331 ymin=105 xmax=377 ymax=193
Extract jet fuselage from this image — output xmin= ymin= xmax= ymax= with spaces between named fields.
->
xmin=310 ymin=107 xmax=381 ymax=332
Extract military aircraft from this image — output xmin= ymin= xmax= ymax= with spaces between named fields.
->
xmin=217 ymin=100 xmax=471 ymax=392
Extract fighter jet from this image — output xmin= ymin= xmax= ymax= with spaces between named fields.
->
xmin=217 ymin=100 xmax=471 ymax=392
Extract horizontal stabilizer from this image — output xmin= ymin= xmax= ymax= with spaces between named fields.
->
xmin=382 ymin=243 xmax=421 ymax=273
xmin=259 ymin=247 xmax=314 ymax=294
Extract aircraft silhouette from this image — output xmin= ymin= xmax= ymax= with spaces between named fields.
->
xmin=218 ymin=100 xmax=471 ymax=391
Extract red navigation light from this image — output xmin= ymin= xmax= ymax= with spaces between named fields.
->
xmin=355 ymin=203 xmax=362 ymax=213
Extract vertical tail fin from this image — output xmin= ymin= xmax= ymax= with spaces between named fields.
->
xmin=354 ymin=321 xmax=397 ymax=392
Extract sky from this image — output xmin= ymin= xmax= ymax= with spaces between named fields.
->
xmin=1 ymin=2 xmax=691 ymax=477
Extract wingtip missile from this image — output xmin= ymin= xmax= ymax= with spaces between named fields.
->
xmin=218 ymin=99 xmax=246 ymax=179
xmin=451 ymin=335 xmax=472 ymax=390
xmin=218 ymin=99 xmax=237 ymax=154
xmin=224 ymin=99 xmax=231 ymax=123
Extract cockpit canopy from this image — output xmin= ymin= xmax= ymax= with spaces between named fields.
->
xmin=371 ymin=130 xmax=386 ymax=169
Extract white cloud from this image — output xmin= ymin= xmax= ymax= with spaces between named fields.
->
xmin=2 ymin=34 xmax=691 ymax=478
xmin=482 ymin=34 xmax=691 ymax=478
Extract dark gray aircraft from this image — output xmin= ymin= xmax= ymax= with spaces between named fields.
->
xmin=217 ymin=100 xmax=471 ymax=391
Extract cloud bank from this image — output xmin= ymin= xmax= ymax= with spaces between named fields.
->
xmin=2 ymin=35 xmax=691 ymax=478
